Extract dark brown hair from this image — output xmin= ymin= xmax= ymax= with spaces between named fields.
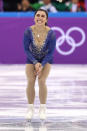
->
xmin=34 ymin=9 xmax=48 ymax=26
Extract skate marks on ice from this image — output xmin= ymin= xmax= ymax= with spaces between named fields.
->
xmin=0 ymin=118 xmax=87 ymax=131
xmin=0 ymin=65 xmax=87 ymax=130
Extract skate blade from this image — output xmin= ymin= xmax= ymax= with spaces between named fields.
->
xmin=40 ymin=119 xmax=46 ymax=126
xmin=26 ymin=118 xmax=32 ymax=124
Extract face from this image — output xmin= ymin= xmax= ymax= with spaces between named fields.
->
xmin=72 ymin=0 xmax=79 ymax=4
xmin=34 ymin=11 xmax=47 ymax=26
xmin=43 ymin=0 xmax=51 ymax=5
xmin=21 ymin=0 xmax=30 ymax=7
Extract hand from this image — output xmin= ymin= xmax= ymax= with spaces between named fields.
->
xmin=35 ymin=62 xmax=41 ymax=73
xmin=37 ymin=64 xmax=43 ymax=78
xmin=34 ymin=69 xmax=37 ymax=77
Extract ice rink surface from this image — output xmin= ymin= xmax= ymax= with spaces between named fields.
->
xmin=0 ymin=64 xmax=87 ymax=131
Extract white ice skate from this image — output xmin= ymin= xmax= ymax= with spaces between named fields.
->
xmin=39 ymin=104 xmax=47 ymax=122
xmin=25 ymin=104 xmax=34 ymax=122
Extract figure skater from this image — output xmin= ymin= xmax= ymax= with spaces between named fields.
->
xmin=23 ymin=9 xmax=56 ymax=121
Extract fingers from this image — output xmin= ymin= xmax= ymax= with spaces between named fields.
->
xmin=34 ymin=62 xmax=43 ymax=77
xmin=35 ymin=63 xmax=40 ymax=71
xmin=37 ymin=67 xmax=43 ymax=77
xmin=38 ymin=72 xmax=41 ymax=79
xmin=36 ymin=68 xmax=39 ymax=72
xmin=35 ymin=63 xmax=41 ymax=71
xmin=34 ymin=70 xmax=37 ymax=76
xmin=34 ymin=63 xmax=43 ymax=77
xmin=34 ymin=68 xmax=40 ymax=76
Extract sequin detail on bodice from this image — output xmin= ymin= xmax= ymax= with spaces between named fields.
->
xmin=29 ymin=27 xmax=51 ymax=60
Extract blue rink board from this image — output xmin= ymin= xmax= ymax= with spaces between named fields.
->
xmin=0 ymin=12 xmax=87 ymax=17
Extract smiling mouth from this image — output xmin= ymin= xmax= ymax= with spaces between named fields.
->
xmin=37 ymin=20 xmax=43 ymax=24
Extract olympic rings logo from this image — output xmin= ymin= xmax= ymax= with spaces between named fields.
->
xmin=51 ymin=27 xmax=86 ymax=55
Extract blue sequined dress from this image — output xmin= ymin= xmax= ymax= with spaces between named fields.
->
xmin=23 ymin=26 xmax=56 ymax=67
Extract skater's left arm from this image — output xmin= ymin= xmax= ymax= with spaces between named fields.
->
xmin=41 ymin=31 xmax=56 ymax=67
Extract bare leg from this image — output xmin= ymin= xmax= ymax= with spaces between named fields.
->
xmin=25 ymin=64 xmax=36 ymax=104
xmin=38 ymin=63 xmax=51 ymax=104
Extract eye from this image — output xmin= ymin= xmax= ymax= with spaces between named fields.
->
xmin=36 ymin=14 xmax=40 ymax=17
xmin=41 ymin=15 xmax=45 ymax=18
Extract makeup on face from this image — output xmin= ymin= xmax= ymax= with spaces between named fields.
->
xmin=36 ymin=13 xmax=46 ymax=18
xmin=35 ymin=11 xmax=47 ymax=25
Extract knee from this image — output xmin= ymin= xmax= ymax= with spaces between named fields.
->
xmin=38 ymin=77 xmax=46 ymax=86
xmin=27 ymin=77 xmax=36 ymax=85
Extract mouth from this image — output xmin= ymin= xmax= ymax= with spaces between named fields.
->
xmin=37 ymin=20 xmax=43 ymax=24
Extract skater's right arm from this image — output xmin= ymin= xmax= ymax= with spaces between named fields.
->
xmin=23 ymin=28 xmax=38 ymax=65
